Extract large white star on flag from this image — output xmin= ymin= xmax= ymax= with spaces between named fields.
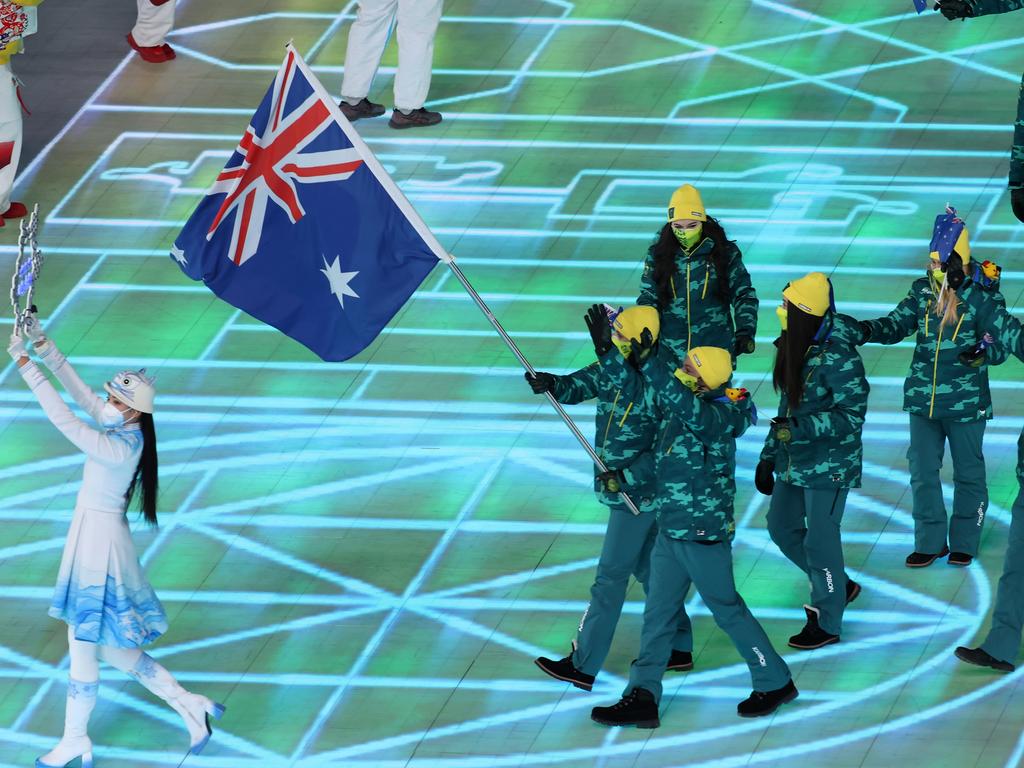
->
xmin=320 ymin=255 xmax=360 ymax=309
xmin=171 ymin=245 xmax=187 ymax=265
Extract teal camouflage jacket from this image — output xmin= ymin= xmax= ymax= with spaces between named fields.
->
xmin=760 ymin=313 xmax=869 ymax=490
xmin=549 ymin=350 xmax=659 ymax=511
xmin=637 ymin=351 xmax=756 ymax=542
xmin=861 ymin=278 xmax=1017 ymax=422
xmin=970 ymin=1 xmax=1024 ymax=14
xmin=637 ymin=237 xmax=758 ymax=364
xmin=1018 ymin=430 xmax=1024 ymax=487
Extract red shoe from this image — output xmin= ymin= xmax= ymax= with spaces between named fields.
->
xmin=1 ymin=202 xmax=26 ymax=220
xmin=127 ymin=33 xmax=176 ymax=63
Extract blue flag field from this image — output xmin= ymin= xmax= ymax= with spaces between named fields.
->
xmin=170 ymin=44 xmax=449 ymax=361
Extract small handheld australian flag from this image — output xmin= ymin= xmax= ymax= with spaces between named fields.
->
xmin=913 ymin=0 xmax=928 ymax=13
xmin=170 ymin=44 xmax=448 ymax=361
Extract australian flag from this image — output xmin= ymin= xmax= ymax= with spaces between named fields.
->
xmin=913 ymin=0 xmax=928 ymax=12
xmin=171 ymin=44 xmax=446 ymax=361
xmin=928 ymin=205 xmax=966 ymax=264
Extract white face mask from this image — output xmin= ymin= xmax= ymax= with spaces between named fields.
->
xmin=99 ymin=401 xmax=125 ymax=429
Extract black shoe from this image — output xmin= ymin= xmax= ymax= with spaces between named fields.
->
xmin=845 ymin=578 xmax=861 ymax=606
xmin=590 ymin=687 xmax=660 ymax=728
xmin=737 ymin=679 xmax=799 ymax=718
xmin=666 ymin=650 xmax=693 ymax=672
xmin=788 ymin=605 xmax=840 ymax=650
xmin=534 ymin=654 xmax=594 ymax=692
xmin=955 ymin=646 xmax=1015 ymax=672
xmin=905 ymin=546 xmax=949 ymax=568
xmin=948 ymin=551 xmax=974 ymax=567
xmin=339 ymin=98 xmax=385 ymax=121
xmin=1011 ymin=187 xmax=1024 ymax=224
xmin=388 ymin=107 xmax=443 ymax=129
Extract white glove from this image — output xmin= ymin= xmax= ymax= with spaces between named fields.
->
xmin=21 ymin=310 xmax=46 ymax=344
xmin=7 ymin=333 xmax=27 ymax=362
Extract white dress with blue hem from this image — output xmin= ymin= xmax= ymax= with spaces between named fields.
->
xmin=19 ymin=348 xmax=168 ymax=648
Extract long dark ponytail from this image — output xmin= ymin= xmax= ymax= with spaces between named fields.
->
xmin=648 ymin=216 xmax=734 ymax=309
xmin=772 ymin=305 xmax=823 ymax=409
xmin=125 ymin=413 xmax=159 ymax=526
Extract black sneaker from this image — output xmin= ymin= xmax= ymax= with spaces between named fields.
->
xmin=666 ymin=650 xmax=693 ymax=672
xmin=788 ymin=605 xmax=840 ymax=650
xmin=948 ymin=552 xmax=974 ymax=567
xmin=534 ymin=654 xmax=594 ymax=692
xmin=955 ymin=646 xmax=1015 ymax=673
xmin=905 ymin=546 xmax=950 ymax=568
xmin=737 ymin=679 xmax=799 ymax=718
xmin=388 ymin=107 xmax=443 ymax=129
xmin=339 ymin=98 xmax=385 ymax=122
xmin=845 ymin=578 xmax=861 ymax=606
xmin=590 ymin=687 xmax=660 ymax=728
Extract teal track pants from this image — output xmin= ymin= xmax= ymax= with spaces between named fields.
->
xmin=907 ymin=414 xmax=987 ymax=556
xmin=981 ymin=488 xmax=1024 ymax=664
xmin=573 ymin=506 xmax=692 ymax=677
xmin=626 ymin=533 xmax=790 ymax=703
xmin=767 ymin=481 xmax=849 ymax=636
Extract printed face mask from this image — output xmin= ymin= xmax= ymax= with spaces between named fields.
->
xmin=929 ymin=267 xmax=945 ymax=292
xmin=99 ymin=401 xmax=125 ymax=429
xmin=776 ymin=305 xmax=788 ymax=332
xmin=613 ymin=336 xmax=632 ymax=358
xmin=673 ymin=225 xmax=702 ymax=251
xmin=674 ymin=368 xmax=700 ymax=392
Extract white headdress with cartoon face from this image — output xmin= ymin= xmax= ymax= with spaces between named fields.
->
xmin=104 ymin=369 xmax=156 ymax=414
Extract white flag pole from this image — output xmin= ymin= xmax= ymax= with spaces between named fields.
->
xmin=289 ymin=45 xmax=643 ymax=516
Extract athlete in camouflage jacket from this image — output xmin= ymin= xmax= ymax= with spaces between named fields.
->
xmin=934 ymin=0 xmax=1024 ymax=221
xmin=592 ymin=340 xmax=795 ymax=728
xmin=756 ymin=273 xmax=869 ymax=649
xmin=528 ymin=305 xmax=691 ymax=692
xmin=637 ymin=184 xmax=758 ymax=364
xmin=856 ymin=209 xmax=1019 ymax=566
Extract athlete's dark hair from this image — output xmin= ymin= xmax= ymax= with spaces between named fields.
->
xmin=125 ymin=413 xmax=158 ymax=526
xmin=772 ymin=304 xmax=823 ymax=409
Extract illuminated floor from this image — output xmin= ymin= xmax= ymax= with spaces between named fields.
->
xmin=2 ymin=1 xmax=1024 ymax=765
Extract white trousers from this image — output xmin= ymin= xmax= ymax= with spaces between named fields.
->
xmin=0 ymin=61 xmax=22 ymax=214
xmin=340 ymin=0 xmax=443 ymax=111
xmin=133 ymin=0 xmax=176 ymax=47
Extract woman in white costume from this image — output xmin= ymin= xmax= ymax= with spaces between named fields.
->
xmin=0 ymin=0 xmax=43 ymax=224
xmin=7 ymin=320 xmax=224 ymax=767
xmin=127 ymin=0 xmax=176 ymax=63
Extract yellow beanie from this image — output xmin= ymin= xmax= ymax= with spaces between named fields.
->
xmin=613 ymin=305 xmax=660 ymax=344
xmin=783 ymin=272 xmax=832 ymax=317
xmin=687 ymin=347 xmax=732 ymax=390
xmin=667 ymin=184 xmax=707 ymax=223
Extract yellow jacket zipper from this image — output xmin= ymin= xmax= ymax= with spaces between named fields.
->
xmin=602 ymin=390 xmax=622 ymax=457
xmin=929 ymin=324 xmax=944 ymax=419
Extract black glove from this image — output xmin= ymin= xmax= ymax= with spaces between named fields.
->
xmin=958 ymin=334 xmax=992 ymax=368
xmin=629 ymin=327 xmax=655 ymax=360
xmin=934 ymin=0 xmax=974 ymax=20
xmin=1012 ymin=188 xmax=1024 ymax=225
xmin=585 ymin=304 xmax=613 ymax=357
xmin=770 ymin=416 xmax=796 ymax=443
xmin=858 ymin=320 xmax=872 ymax=345
xmin=596 ymin=468 xmax=627 ymax=493
xmin=525 ymin=371 xmax=556 ymax=394
xmin=734 ymin=334 xmax=755 ymax=357
xmin=754 ymin=460 xmax=775 ymax=496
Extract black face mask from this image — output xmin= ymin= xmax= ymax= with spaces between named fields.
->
xmin=943 ymin=251 xmax=966 ymax=291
